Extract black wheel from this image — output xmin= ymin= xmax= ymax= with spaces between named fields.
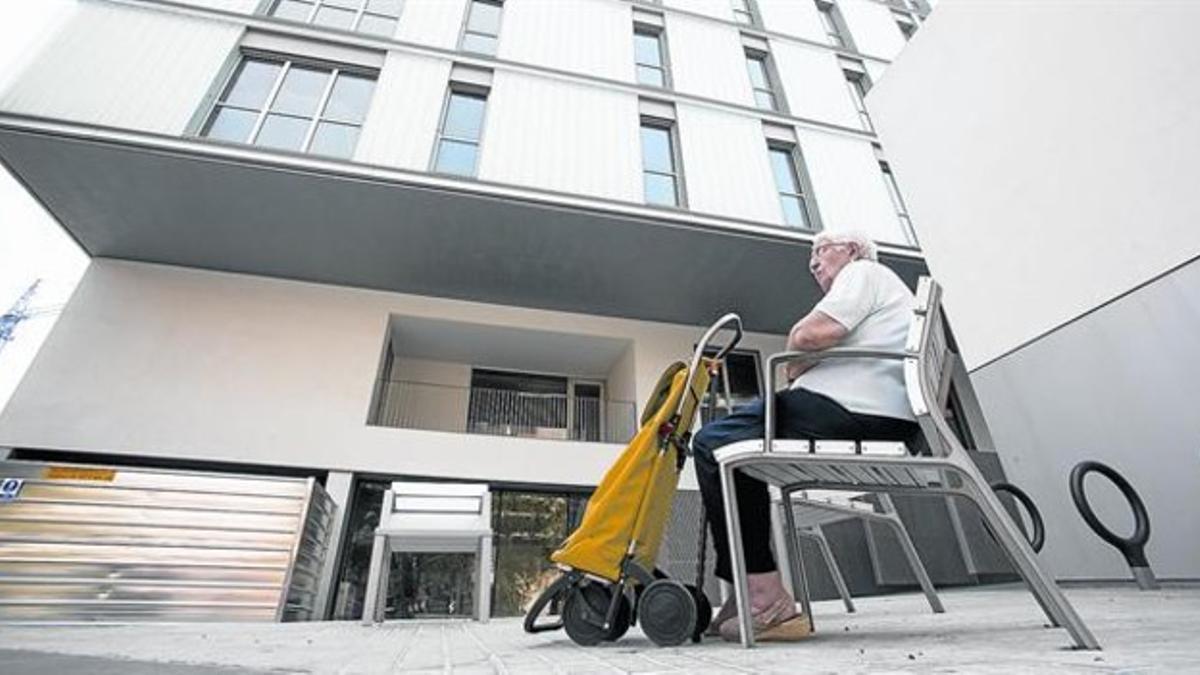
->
xmin=638 ymin=579 xmax=696 ymax=647
xmin=685 ymin=584 xmax=712 ymax=643
xmin=562 ymin=582 xmax=630 ymax=646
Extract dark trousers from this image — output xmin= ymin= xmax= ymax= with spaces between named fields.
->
xmin=691 ymin=387 xmax=919 ymax=582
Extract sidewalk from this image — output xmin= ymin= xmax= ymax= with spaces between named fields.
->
xmin=1 ymin=583 xmax=1197 ymax=674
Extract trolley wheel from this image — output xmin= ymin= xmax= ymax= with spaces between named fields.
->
xmin=685 ymin=584 xmax=712 ymax=643
xmin=639 ymin=579 xmax=696 ymax=647
xmin=562 ymin=582 xmax=631 ymax=646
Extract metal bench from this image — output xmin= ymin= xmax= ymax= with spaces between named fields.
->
xmin=715 ymin=277 xmax=1099 ymax=649
xmin=361 ymin=482 xmax=493 ymax=624
xmin=771 ymin=485 xmax=943 ymax=616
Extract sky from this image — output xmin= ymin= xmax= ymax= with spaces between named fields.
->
xmin=0 ymin=0 xmax=86 ymax=412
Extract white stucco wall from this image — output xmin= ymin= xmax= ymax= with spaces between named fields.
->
xmin=0 ymin=260 xmax=786 ymax=490
xmin=869 ymin=0 xmax=1200 ymax=578
xmin=870 ymin=0 xmax=1200 ymax=369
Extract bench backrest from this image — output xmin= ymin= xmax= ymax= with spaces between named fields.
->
xmin=904 ymin=277 xmax=996 ymax=457
xmin=379 ymin=481 xmax=492 ymax=536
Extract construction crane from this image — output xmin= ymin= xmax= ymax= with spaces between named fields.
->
xmin=0 ymin=280 xmax=64 ymax=358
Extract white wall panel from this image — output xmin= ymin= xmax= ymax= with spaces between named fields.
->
xmin=756 ymin=0 xmax=827 ymax=44
xmin=354 ymin=52 xmax=451 ymax=170
xmin=0 ymin=2 xmax=241 ymax=135
xmin=840 ymin=0 xmax=906 ymax=60
xmin=396 ymin=0 xmax=468 ymax=51
xmin=773 ymin=42 xmax=860 ymax=129
xmin=974 ymin=259 xmax=1200 ymax=579
xmin=498 ymin=0 xmax=630 ymax=82
xmin=478 ymin=70 xmax=641 ymax=202
xmin=870 ymin=0 xmax=1200 ymax=368
xmin=666 ymin=12 xmax=753 ymax=106
xmin=796 ymin=128 xmax=905 ymax=243
xmin=675 ymin=105 xmax=779 ymax=224
xmin=662 ymin=0 xmax=733 ymax=23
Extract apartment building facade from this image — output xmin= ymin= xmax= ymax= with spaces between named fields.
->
xmin=0 ymin=0 xmax=941 ymax=619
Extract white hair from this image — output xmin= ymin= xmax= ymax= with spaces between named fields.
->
xmin=813 ymin=230 xmax=878 ymax=262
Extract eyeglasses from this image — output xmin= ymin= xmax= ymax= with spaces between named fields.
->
xmin=810 ymin=242 xmax=849 ymax=260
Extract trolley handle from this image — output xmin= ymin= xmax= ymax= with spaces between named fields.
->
xmin=691 ymin=313 xmax=743 ymax=371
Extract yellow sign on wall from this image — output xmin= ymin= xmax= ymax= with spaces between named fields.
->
xmin=44 ymin=466 xmax=117 ymax=482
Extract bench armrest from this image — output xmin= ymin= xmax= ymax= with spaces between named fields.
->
xmin=764 ymin=349 xmax=906 ymax=453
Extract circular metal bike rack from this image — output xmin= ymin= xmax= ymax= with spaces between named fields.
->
xmin=991 ymin=482 xmax=1045 ymax=553
xmin=1069 ymin=461 xmax=1158 ymax=590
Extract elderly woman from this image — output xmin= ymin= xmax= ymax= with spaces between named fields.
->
xmin=692 ymin=230 xmax=920 ymax=642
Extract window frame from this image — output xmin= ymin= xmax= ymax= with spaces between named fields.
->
xmin=893 ymin=9 xmax=918 ymax=40
xmin=767 ymin=141 xmax=822 ymax=231
xmin=458 ymin=0 xmax=505 ymax=57
xmin=744 ymin=47 xmax=786 ymax=113
xmin=639 ymin=115 xmax=686 ymax=209
xmin=633 ymin=23 xmax=672 ymax=90
xmin=431 ymin=81 xmax=491 ymax=178
xmin=198 ymin=49 xmax=377 ymax=159
xmin=879 ymin=159 xmax=919 ymax=245
xmin=265 ymin=0 xmax=405 ymax=37
xmin=815 ymin=0 xmax=855 ymax=51
xmin=843 ymin=69 xmax=873 ymax=132
xmin=731 ymin=0 xmax=760 ymax=27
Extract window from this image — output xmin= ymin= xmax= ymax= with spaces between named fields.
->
xmin=880 ymin=160 xmax=918 ymax=245
xmin=745 ymin=49 xmax=781 ymax=111
xmin=640 ymin=117 xmax=682 ymax=207
xmin=731 ymin=0 xmax=758 ymax=26
xmin=894 ymin=10 xmax=918 ymax=40
xmin=268 ymin=0 xmax=403 ymax=37
xmin=768 ymin=144 xmax=818 ymax=230
xmin=698 ymin=348 xmax=762 ymax=423
xmin=816 ymin=1 xmax=851 ymax=50
xmin=633 ymin=26 xmax=669 ymax=88
xmin=460 ymin=0 xmax=503 ymax=56
xmin=433 ymin=86 xmax=488 ymax=177
xmin=201 ymin=55 xmax=376 ymax=159
xmin=843 ymin=69 xmax=873 ymax=132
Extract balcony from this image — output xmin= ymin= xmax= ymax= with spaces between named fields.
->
xmin=371 ymin=380 xmax=637 ymax=444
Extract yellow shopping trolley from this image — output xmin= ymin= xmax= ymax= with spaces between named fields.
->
xmin=523 ymin=314 xmax=743 ymax=646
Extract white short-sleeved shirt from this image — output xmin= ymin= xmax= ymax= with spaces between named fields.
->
xmin=791 ymin=259 xmax=916 ymax=421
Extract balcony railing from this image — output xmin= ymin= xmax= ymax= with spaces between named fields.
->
xmin=371 ymin=380 xmax=638 ymax=444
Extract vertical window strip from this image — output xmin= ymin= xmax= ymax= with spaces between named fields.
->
xmin=434 ymin=88 xmax=489 ymax=176
xmin=641 ymin=121 xmax=680 ymax=207
xmin=634 ymin=27 xmax=667 ymax=88
xmin=893 ymin=10 xmax=918 ymax=39
xmin=732 ymin=0 xmax=756 ymax=26
xmin=844 ymin=72 xmax=873 ymax=132
xmin=768 ymin=145 xmax=814 ymax=230
xmin=745 ymin=51 xmax=777 ymax=111
xmin=269 ymin=0 xmax=403 ymax=38
xmin=880 ymin=162 xmax=918 ymax=245
xmin=817 ymin=2 xmax=846 ymax=48
xmin=461 ymin=0 xmax=503 ymax=56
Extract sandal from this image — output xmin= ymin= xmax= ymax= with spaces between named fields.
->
xmin=718 ymin=595 xmax=812 ymax=643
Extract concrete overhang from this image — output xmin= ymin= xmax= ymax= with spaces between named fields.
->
xmin=0 ymin=113 xmax=927 ymax=334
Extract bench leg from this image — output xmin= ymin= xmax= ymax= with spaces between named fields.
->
xmin=721 ymin=462 xmax=755 ymax=648
xmin=361 ymin=533 xmax=389 ymax=625
xmin=777 ymin=490 xmax=813 ymax=625
xmin=955 ymin=459 xmax=1100 ymax=650
xmin=805 ymin=526 xmax=855 ymax=614
xmin=878 ymin=495 xmax=943 ymax=614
